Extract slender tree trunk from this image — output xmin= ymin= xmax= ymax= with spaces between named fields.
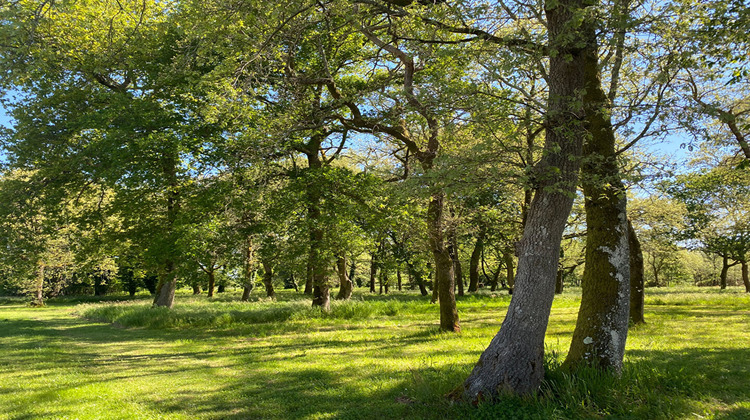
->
xmin=503 ymin=249 xmax=515 ymax=295
xmin=430 ymin=264 xmax=439 ymax=304
xmin=410 ymin=263 xmax=429 ymax=296
xmin=555 ymin=269 xmax=564 ymax=294
xmin=463 ymin=0 xmax=587 ymax=397
xmin=32 ymin=264 xmax=45 ymax=306
xmin=564 ymin=24 xmax=630 ymax=372
xmin=491 ymin=262 xmax=501 ymax=291
xmin=720 ymin=255 xmax=729 ymax=290
xmin=448 ymin=227 xmax=464 ymax=297
xmin=369 ymin=250 xmax=378 ymax=293
xmin=241 ymin=239 xmax=254 ymax=302
xmin=262 ymin=259 xmax=276 ymax=299
xmin=469 ymin=233 xmax=484 ymax=292
xmin=629 ymin=221 xmax=645 ymax=324
xmin=337 ymin=255 xmax=353 ymax=300
xmin=742 ymin=260 xmax=749 ymax=293
xmin=397 ymin=266 xmax=402 ymax=291
xmin=349 ymin=260 xmax=356 ymax=289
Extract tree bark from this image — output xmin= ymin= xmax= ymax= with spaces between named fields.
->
xmin=192 ymin=283 xmax=202 ymax=295
xmin=463 ymin=0 xmax=587 ymax=398
xmin=153 ymin=153 xmax=180 ymax=308
xmin=564 ymin=20 xmax=630 ymax=372
xmin=469 ymin=233 xmax=484 ymax=292
xmin=628 ymin=221 xmax=645 ymax=324
xmin=207 ymin=270 xmax=216 ymax=298
xmin=262 ymin=259 xmax=276 ymax=299
xmin=720 ymin=255 xmax=730 ymax=289
xmin=503 ymin=249 xmax=515 ymax=294
xmin=742 ymin=260 xmax=749 ymax=293
xmin=369 ymin=249 xmax=378 ymax=293
xmin=397 ymin=266 xmax=402 ymax=291
xmin=555 ymin=269 xmax=564 ymax=294
xmin=430 ymin=193 xmax=459 ymax=332
xmin=336 ymin=255 xmax=353 ymax=300
xmin=448 ymin=227 xmax=464 ymax=297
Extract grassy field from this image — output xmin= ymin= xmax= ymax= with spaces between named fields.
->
xmin=0 ymin=287 xmax=748 ymax=419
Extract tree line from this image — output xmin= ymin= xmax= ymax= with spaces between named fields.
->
xmin=0 ymin=0 xmax=748 ymax=400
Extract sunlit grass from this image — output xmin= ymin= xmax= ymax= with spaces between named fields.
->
xmin=0 ymin=286 xmax=748 ymax=419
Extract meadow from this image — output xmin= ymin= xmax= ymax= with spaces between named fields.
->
xmin=0 ymin=287 xmax=748 ymax=419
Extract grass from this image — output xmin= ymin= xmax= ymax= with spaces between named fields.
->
xmin=0 ymin=286 xmax=748 ymax=419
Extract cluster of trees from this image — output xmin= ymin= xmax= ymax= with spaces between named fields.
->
xmin=0 ymin=0 xmax=747 ymax=400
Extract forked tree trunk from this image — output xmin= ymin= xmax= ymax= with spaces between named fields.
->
xmin=336 ymin=255 xmax=353 ymax=300
xmin=629 ymin=221 xmax=645 ymax=324
xmin=469 ymin=233 xmax=484 ymax=292
xmin=564 ymin=26 xmax=630 ymax=372
xmin=262 ymin=259 xmax=276 ymax=299
xmin=463 ymin=0 xmax=586 ymax=398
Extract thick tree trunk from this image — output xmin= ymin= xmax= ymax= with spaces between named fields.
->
xmin=629 ymin=221 xmax=645 ymax=324
xmin=192 ymin=284 xmax=202 ymax=295
xmin=463 ymin=0 xmax=586 ymax=397
xmin=241 ymin=286 xmax=251 ymax=301
xmin=262 ymin=259 xmax=276 ymax=299
xmin=336 ymin=255 xmax=353 ymax=300
xmin=469 ymin=233 xmax=484 ymax=292
xmin=564 ymin=27 xmax=630 ymax=372
xmin=207 ymin=270 xmax=216 ymax=298
xmin=742 ymin=260 xmax=749 ymax=293
xmin=153 ymin=260 xmax=177 ymax=308
xmin=427 ymin=192 xmax=460 ymax=332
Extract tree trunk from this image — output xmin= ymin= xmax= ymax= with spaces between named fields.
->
xmin=369 ymin=251 xmax=378 ymax=293
xmin=32 ymin=264 xmax=45 ymax=306
xmin=629 ymin=221 xmax=645 ymax=324
xmin=564 ymin=23 xmax=630 ymax=372
xmin=410 ymin=263 xmax=429 ymax=296
xmin=742 ymin=260 xmax=749 ymax=293
xmin=463 ymin=0 xmax=586 ymax=397
xmin=430 ymin=264 xmax=439 ymax=304
xmin=152 ymin=260 xmax=177 ymax=308
xmin=448 ymin=227 xmax=464 ymax=297
xmin=349 ymin=260 xmax=356 ymax=289
xmin=503 ymin=249 xmax=515 ymax=295
xmin=336 ymin=255 xmax=353 ymax=300
xmin=555 ymin=269 xmax=564 ymax=294
xmin=397 ymin=266 xmax=402 ymax=291
xmin=207 ymin=270 xmax=216 ymax=298
xmin=427 ymin=192 xmax=460 ymax=332
xmin=241 ymin=238 xmax=254 ymax=301
xmin=469 ymin=233 xmax=484 ymax=292
xmin=153 ymin=153 xmax=180 ymax=308
xmin=192 ymin=283 xmax=202 ymax=295
xmin=720 ymin=255 xmax=729 ymax=289
xmin=262 ymin=259 xmax=276 ymax=299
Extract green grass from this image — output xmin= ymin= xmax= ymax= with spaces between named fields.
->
xmin=0 ymin=286 xmax=748 ymax=419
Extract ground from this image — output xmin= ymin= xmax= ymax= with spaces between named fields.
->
xmin=0 ymin=287 xmax=748 ymax=419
